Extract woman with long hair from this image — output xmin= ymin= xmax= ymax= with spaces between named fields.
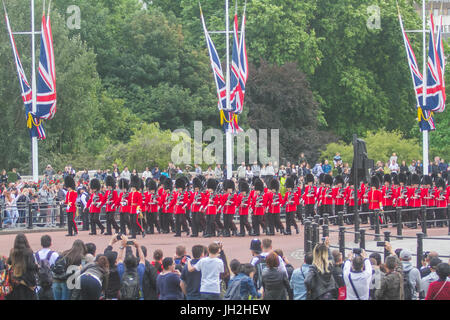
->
xmin=304 ymin=243 xmax=338 ymax=300
xmin=79 ymin=255 xmax=110 ymax=300
xmin=6 ymin=233 xmax=38 ymax=300
xmin=53 ymin=240 xmax=87 ymax=300
xmin=5 ymin=191 xmax=19 ymax=228
xmin=261 ymin=252 xmax=291 ymax=300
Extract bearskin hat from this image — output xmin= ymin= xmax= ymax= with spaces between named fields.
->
xmin=159 ymin=175 xmax=167 ymax=184
xmin=384 ymin=174 xmax=391 ymax=184
xmin=285 ymin=177 xmax=295 ymax=189
xmin=193 ymin=177 xmax=203 ymax=190
xmin=175 ymin=177 xmax=186 ymax=190
xmin=146 ymin=178 xmax=157 ymax=191
xmin=397 ymin=173 xmax=406 ymax=185
xmin=370 ymin=176 xmax=380 ymax=189
xmin=306 ymin=173 xmax=315 ymax=184
xmin=130 ymin=175 xmax=140 ymax=189
xmin=319 ymin=173 xmax=325 ymax=184
xmin=239 ymin=181 xmax=250 ymax=193
xmin=422 ymin=175 xmax=432 ymax=186
xmin=105 ymin=175 xmax=115 ymax=188
xmin=376 ymin=172 xmax=384 ymax=184
xmin=348 ymin=175 xmax=354 ymax=186
xmin=206 ymin=178 xmax=218 ymax=191
xmin=269 ymin=178 xmax=280 ymax=191
xmin=436 ymin=178 xmax=446 ymax=189
xmin=90 ymin=178 xmax=101 ymax=191
xmin=324 ymin=175 xmax=333 ymax=186
xmin=442 ymin=171 xmax=448 ymax=182
xmin=254 ymin=178 xmax=265 ymax=192
xmin=334 ymin=175 xmax=344 ymax=185
xmin=118 ymin=178 xmax=129 ymax=190
xmin=393 ymin=174 xmax=399 ymax=186
xmin=163 ymin=178 xmax=173 ymax=191
xmin=411 ymin=174 xmax=421 ymax=186
xmin=224 ymin=179 xmax=235 ymax=191
xmin=64 ymin=175 xmax=75 ymax=190
xmin=139 ymin=179 xmax=145 ymax=191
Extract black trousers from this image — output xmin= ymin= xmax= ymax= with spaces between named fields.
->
xmin=215 ymin=212 xmax=224 ymax=231
xmin=425 ymin=207 xmax=435 ymax=227
xmin=199 ymin=212 xmax=206 ymax=232
xmin=67 ymin=212 xmax=78 ymax=235
xmin=435 ymin=208 xmax=447 ymax=227
xmin=305 ymin=204 xmax=315 ymax=219
xmin=120 ymin=212 xmax=131 ymax=235
xmin=239 ymin=215 xmax=251 ymax=235
xmin=82 ymin=209 xmax=90 ymax=230
xmin=267 ymin=213 xmax=275 ymax=234
xmin=168 ymin=213 xmax=175 ymax=232
xmin=191 ymin=211 xmax=201 ymax=236
xmin=252 ymin=215 xmax=262 ymax=235
xmin=106 ymin=212 xmax=120 ymax=234
xmin=408 ymin=208 xmax=419 ymax=228
xmin=146 ymin=211 xmax=159 ymax=233
xmin=161 ymin=213 xmax=169 ymax=233
xmin=347 ymin=205 xmax=355 ymax=224
xmin=334 ymin=205 xmax=344 ymax=225
xmin=206 ymin=214 xmax=216 ymax=236
xmin=384 ymin=206 xmax=395 ymax=225
xmin=90 ymin=213 xmax=104 ymax=234
xmin=130 ymin=214 xmax=144 ymax=238
xmin=361 ymin=204 xmax=369 ymax=224
xmin=285 ymin=211 xmax=297 ymax=233
xmin=175 ymin=214 xmax=183 ymax=236
xmin=224 ymin=214 xmax=237 ymax=235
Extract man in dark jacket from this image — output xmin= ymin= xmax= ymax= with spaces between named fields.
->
xmin=140 ymin=246 xmax=158 ymax=300
xmin=375 ymin=255 xmax=403 ymax=300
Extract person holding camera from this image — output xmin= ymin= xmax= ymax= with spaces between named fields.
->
xmin=343 ymin=248 xmax=373 ymax=300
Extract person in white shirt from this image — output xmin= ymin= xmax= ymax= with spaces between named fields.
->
xmin=142 ymin=167 xmax=152 ymax=181
xmin=34 ymin=235 xmax=59 ymax=267
xmin=389 ymin=159 xmax=400 ymax=174
xmin=343 ymin=249 xmax=373 ymax=300
xmin=250 ymin=239 xmax=288 ymax=276
xmin=121 ymin=167 xmax=131 ymax=182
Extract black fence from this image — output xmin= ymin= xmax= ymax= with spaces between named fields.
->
xmin=303 ymin=204 xmax=450 ymax=269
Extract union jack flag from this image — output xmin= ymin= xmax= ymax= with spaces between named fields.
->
xmin=200 ymin=5 xmax=241 ymax=133
xmin=36 ymin=11 xmax=57 ymax=121
xmin=398 ymin=13 xmax=435 ymax=131
xmin=4 ymin=5 xmax=46 ymax=139
xmin=238 ymin=6 xmax=248 ymax=111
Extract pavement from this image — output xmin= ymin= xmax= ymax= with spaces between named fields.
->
xmin=0 ymin=223 xmax=448 ymax=268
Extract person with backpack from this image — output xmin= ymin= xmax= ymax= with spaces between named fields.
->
xmin=343 ymin=249 xmax=373 ymax=300
xmin=34 ymin=235 xmax=59 ymax=300
xmin=375 ymin=255 xmax=404 ymax=300
xmin=79 ymin=255 xmax=110 ymax=300
xmin=290 ymin=253 xmax=313 ymax=300
xmin=116 ymin=236 xmax=145 ymax=300
xmin=225 ymin=263 xmax=261 ymax=300
xmin=400 ymin=250 xmax=421 ymax=300
xmin=140 ymin=246 xmax=158 ymax=300
xmin=156 ymin=257 xmax=183 ymax=300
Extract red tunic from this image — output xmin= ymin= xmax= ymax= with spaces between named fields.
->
xmin=221 ymin=193 xmax=238 ymax=215
xmin=407 ymin=187 xmax=422 ymax=208
xmin=174 ymin=191 xmax=189 ymax=214
xmin=302 ymin=185 xmax=316 ymax=205
xmin=368 ymin=189 xmax=382 ymax=210
xmin=284 ymin=191 xmax=299 ymax=213
xmin=127 ymin=191 xmax=143 ymax=214
xmin=87 ymin=193 xmax=104 ymax=213
xmin=237 ymin=191 xmax=253 ymax=216
xmin=321 ymin=187 xmax=334 ymax=206
xmin=421 ymin=188 xmax=435 ymax=207
xmin=202 ymin=191 xmax=220 ymax=215
xmin=251 ymin=192 xmax=266 ymax=216
xmin=65 ymin=190 xmax=78 ymax=213
xmin=345 ymin=187 xmax=356 ymax=207
xmin=267 ymin=192 xmax=283 ymax=214
xmin=117 ymin=192 xmax=130 ymax=213
xmin=435 ymin=189 xmax=448 ymax=208
xmin=381 ymin=186 xmax=394 ymax=207
xmin=146 ymin=191 xmax=159 ymax=213
xmin=395 ymin=186 xmax=408 ymax=207
xmin=103 ymin=190 xmax=118 ymax=213
xmin=332 ymin=187 xmax=346 ymax=206
xmin=190 ymin=191 xmax=203 ymax=212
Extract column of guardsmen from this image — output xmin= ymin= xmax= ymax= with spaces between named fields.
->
xmin=63 ymin=170 xmax=450 ymax=238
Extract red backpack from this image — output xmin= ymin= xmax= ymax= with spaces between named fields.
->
xmin=0 ymin=257 xmax=13 ymax=300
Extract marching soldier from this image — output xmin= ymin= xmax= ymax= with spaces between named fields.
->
xmin=435 ymin=178 xmax=448 ymax=228
xmin=237 ymin=180 xmax=252 ymax=237
xmin=202 ymin=179 xmax=221 ymax=238
xmin=368 ymin=176 xmax=383 ymax=229
xmin=117 ymin=178 xmax=131 ymax=235
xmin=86 ymin=178 xmax=105 ymax=235
xmin=407 ymin=174 xmax=421 ymax=229
xmin=266 ymin=178 xmax=286 ymax=236
xmin=421 ymin=175 xmax=435 ymax=228
xmin=145 ymin=178 xmax=160 ymax=234
xmin=128 ymin=175 xmax=145 ymax=239
xmin=381 ymin=174 xmax=395 ymax=227
xmin=359 ymin=178 xmax=369 ymax=224
xmin=103 ymin=176 xmax=120 ymax=235
xmin=64 ymin=175 xmax=78 ymax=237
xmin=332 ymin=175 xmax=345 ymax=225
xmin=189 ymin=177 xmax=204 ymax=237
xmin=344 ymin=178 xmax=356 ymax=225
xmin=221 ymin=180 xmax=239 ymax=237
xmin=321 ymin=175 xmax=334 ymax=224
xmin=250 ymin=178 xmax=266 ymax=236
xmin=284 ymin=176 xmax=299 ymax=235
xmin=303 ymin=173 xmax=316 ymax=220
xmin=161 ymin=178 xmax=175 ymax=234
xmin=173 ymin=177 xmax=190 ymax=237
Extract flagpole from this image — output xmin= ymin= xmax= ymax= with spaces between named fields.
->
xmin=422 ymin=0 xmax=429 ymax=176
xmin=225 ymin=0 xmax=233 ymax=179
xmin=31 ymin=0 xmax=39 ymax=182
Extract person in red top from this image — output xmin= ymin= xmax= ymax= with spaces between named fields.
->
xmin=64 ymin=175 xmax=78 ymax=237
xmin=220 ymin=180 xmax=238 ymax=237
xmin=117 ymin=178 xmax=131 ymax=235
xmin=250 ymin=178 xmax=266 ymax=236
xmin=317 ymin=174 xmax=326 ymax=216
xmin=434 ymin=178 xmax=448 ymax=228
xmin=344 ymin=178 xmax=356 ymax=225
xmin=145 ymin=178 xmax=159 ymax=235
xmin=237 ymin=180 xmax=252 ymax=237
xmin=303 ymin=173 xmax=316 ymax=220
xmin=189 ymin=177 xmax=204 ymax=237
xmin=395 ymin=173 xmax=408 ymax=225
xmin=425 ymin=262 xmax=450 ymax=300
xmin=202 ymin=179 xmax=220 ymax=238
xmin=86 ymin=178 xmax=105 ymax=235
xmin=321 ymin=175 xmax=334 ymax=222
xmin=127 ymin=175 xmax=144 ymax=239
xmin=161 ymin=178 xmax=175 ymax=234
xmin=368 ymin=176 xmax=383 ymax=229
xmin=332 ymin=175 xmax=345 ymax=225
xmin=359 ymin=180 xmax=369 ymax=224
xmin=420 ymin=175 xmax=435 ymax=228
xmin=173 ymin=177 xmax=190 ymax=237
xmin=381 ymin=174 xmax=395 ymax=227
xmin=407 ymin=174 xmax=421 ymax=229
xmin=266 ymin=178 xmax=286 ymax=236
xmin=102 ymin=176 xmax=120 ymax=235
xmin=284 ymin=176 xmax=299 ymax=235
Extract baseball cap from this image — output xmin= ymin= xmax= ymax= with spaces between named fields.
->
xmin=430 ymin=257 xmax=442 ymax=269
xmin=250 ymin=239 xmax=262 ymax=253
xmin=400 ymin=249 xmax=412 ymax=260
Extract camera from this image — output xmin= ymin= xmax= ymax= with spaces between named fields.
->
xmin=126 ymin=240 xmax=135 ymax=246
xmin=376 ymin=241 xmax=385 ymax=247
xmin=116 ymin=233 xmax=122 ymax=241
xmin=352 ymin=248 xmax=362 ymax=255
xmin=321 ymin=237 xmax=326 ymax=243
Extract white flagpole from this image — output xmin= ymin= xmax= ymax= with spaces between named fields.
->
xmin=31 ymin=0 xmax=39 ymax=182
xmin=422 ymin=0 xmax=429 ymax=175
xmin=225 ymin=0 xmax=233 ymax=179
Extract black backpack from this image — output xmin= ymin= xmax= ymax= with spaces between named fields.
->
xmin=403 ymin=269 xmax=413 ymax=300
xmin=51 ymin=255 xmax=68 ymax=281
xmin=120 ymin=269 xmax=140 ymax=300
xmin=253 ymin=255 xmax=267 ymax=290
xmin=35 ymin=251 xmax=54 ymax=288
